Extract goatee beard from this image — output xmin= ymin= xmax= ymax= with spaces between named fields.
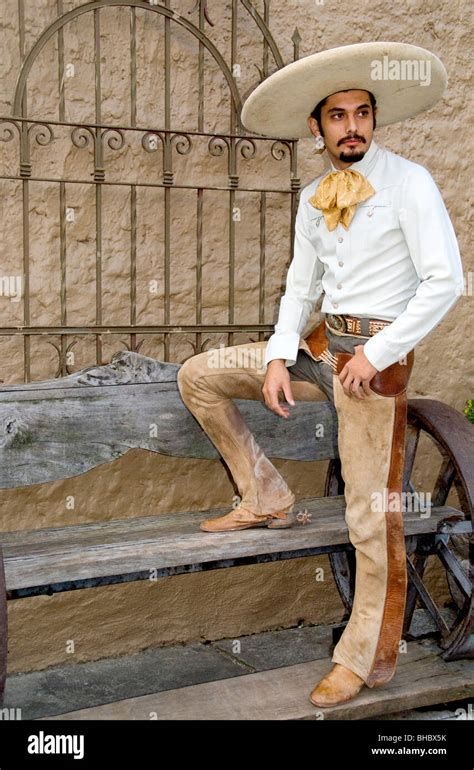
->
xmin=339 ymin=150 xmax=366 ymax=163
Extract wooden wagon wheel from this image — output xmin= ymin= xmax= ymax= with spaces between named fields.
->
xmin=325 ymin=398 xmax=473 ymax=662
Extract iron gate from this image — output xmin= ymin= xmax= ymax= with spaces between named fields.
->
xmin=0 ymin=0 xmax=306 ymax=381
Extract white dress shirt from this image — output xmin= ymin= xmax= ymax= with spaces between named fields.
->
xmin=264 ymin=139 xmax=464 ymax=372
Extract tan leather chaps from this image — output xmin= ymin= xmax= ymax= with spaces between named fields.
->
xmin=177 ymin=321 xmax=414 ymax=686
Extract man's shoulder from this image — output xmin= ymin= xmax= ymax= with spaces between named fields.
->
xmin=380 ymin=145 xmax=435 ymax=185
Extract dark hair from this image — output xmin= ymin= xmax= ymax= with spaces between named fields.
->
xmin=310 ymin=90 xmax=377 ymax=135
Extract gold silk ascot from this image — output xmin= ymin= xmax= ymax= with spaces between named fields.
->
xmin=309 ymin=169 xmax=375 ymax=231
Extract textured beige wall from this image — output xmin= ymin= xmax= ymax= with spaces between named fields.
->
xmin=0 ymin=0 xmax=471 ymax=673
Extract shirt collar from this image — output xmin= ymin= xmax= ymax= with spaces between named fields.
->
xmin=328 ymin=138 xmax=380 ymax=177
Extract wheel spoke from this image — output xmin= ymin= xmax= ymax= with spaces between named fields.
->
xmin=406 ymin=555 xmax=451 ymax=634
xmin=329 ymin=550 xmax=355 ymax=612
xmin=432 ymin=456 xmax=457 ymax=507
xmin=403 ymin=553 xmax=428 ymax=635
xmin=436 ymin=541 xmax=471 ymax=599
xmin=403 ymin=425 xmax=419 ymax=492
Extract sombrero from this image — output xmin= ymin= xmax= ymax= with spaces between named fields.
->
xmin=240 ymin=42 xmax=447 ymax=139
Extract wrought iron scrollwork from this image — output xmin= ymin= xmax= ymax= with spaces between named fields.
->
xmin=0 ymin=119 xmax=20 ymax=143
xmin=119 ymin=338 xmax=146 ymax=354
xmin=235 ymin=137 xmax=256 ymax=160
xmin=271 ymin=139 xmax=294 ymax=163
xmin=141 ymin=131 xmax=164 ymax=153
xmin=27 ymin=122 xmax=54 ymax=147
xmin=170 ymin=132 xmax=192 ymax=156
xmin=208 ymin=135 xmax=229 ymax=158
xmin=71 ymin=125 xmax=95 ymax=149
xmin=101 ymin=127 xmax=125 ymax=152
xmin=181 ymin=336 xmax=213 ymax=362
xmin=47 ymin=338 xmax=80 ymax=377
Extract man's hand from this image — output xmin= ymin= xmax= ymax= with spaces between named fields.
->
xmin=339 ymin=344 xmax=378 ymax=399
xmin=262 ymin=359 xmax=295 ymax=418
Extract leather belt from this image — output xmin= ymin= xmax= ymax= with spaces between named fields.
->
xmin=325 ymin=313 xmax=391 ymax=338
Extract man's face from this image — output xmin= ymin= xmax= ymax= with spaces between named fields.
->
xmin=307 ymin=89 xmax=377 ymax=169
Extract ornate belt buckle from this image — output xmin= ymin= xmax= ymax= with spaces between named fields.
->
xmin=329 ymin=314 xmax=347 ymax=333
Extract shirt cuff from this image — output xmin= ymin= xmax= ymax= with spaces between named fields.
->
xmin=363 ymin=331 xmax=408 ymax=372
xmin=264 ymin=332 xmax=301 ymax=368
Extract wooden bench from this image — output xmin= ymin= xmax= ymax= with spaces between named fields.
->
xmin=0 ymin=350 xmax=472 ymax=709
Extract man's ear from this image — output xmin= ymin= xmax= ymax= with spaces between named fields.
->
xmin=307 ymin=115 xmax=323 ymax=137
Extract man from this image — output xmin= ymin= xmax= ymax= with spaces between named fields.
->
xmin=177 ymin=42 xmax=464 ymax=707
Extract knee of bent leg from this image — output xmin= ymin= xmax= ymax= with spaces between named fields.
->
xmin=177 ymin=351 xmax=209 ymax=393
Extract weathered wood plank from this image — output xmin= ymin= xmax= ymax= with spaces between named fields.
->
xmin=41 ymin=640 xmax=474 ymax=721
xmin=1 ymin=499 xmax=459 ymax=590
xmin=0 ymin=352 xmax=339 ymax=489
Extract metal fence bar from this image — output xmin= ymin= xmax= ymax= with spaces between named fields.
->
xmin=259 ymin=189 xmax=266 ymax=339
xmin=130 ymin=6 xmax=138 ymax=353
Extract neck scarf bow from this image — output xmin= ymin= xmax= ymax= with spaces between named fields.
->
xmin=308 ymin=169 xmax=375 ymax=231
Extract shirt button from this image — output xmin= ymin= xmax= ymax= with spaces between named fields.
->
xmin=338 ymin=261 xmax=344 ymax=267
xmin=333 ymin=302 xmax=338 ymax=308
xmin=337 ymin=283 xmax=342 ymax=289
xmin=338 ymin=236 xmax=344 ymax=243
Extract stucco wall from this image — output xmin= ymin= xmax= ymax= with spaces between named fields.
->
xmin=0 ymin=0 xmax=471 ymax=674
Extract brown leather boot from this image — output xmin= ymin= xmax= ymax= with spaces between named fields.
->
xmin=309 ymin=663 xmax=365 ymax=707
xmin=199 ymin=504 xmax=294 ymax=532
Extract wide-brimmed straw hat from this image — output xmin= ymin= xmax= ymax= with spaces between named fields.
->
xmin=240 ymin=41 xmax=447 ymax=138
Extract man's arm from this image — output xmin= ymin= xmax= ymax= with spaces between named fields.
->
xmin=363 ymin=165 xmax=464 ymax=372
xmin=264 ymin=194 xmax=325 ymax=368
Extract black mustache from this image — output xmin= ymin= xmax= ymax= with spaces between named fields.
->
xmin=338 ymin=136 xmax=366 ymax=145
